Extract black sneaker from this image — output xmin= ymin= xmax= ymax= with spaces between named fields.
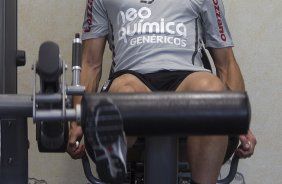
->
xmin=84 ymin=100 xmax=127 ymax=183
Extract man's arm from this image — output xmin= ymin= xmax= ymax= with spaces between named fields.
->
xmin=209 ymin=47 xmax=244 ymax=91
xmin=67 ymin=37 xmax=106 ymax=159
xmin=209 ymin=47 xmax=257 ymax=158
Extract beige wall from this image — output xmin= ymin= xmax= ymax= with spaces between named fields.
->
xmin=17 ymin=0 xmax=282 ymax=183
xmin=224 ymin=1 xmax=282 ymax=183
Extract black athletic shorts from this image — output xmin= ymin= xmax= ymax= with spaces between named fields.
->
xmin=101 ymin=70 xmax=194 ymax=92
xmin=102 ymin=70 xmax=239 ymax=162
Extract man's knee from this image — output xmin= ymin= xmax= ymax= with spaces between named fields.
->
xmin=108 ymin=74 xmax=150 ymax=93
xmin=177 ymin=72 xmax=226 ymax=92
xmin=111 ymin=84 xmax=137 ymax=93
xmin=194 ymin=77 xmax=225 ymax=91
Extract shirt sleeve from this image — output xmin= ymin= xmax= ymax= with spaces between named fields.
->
xmin=82 ymin=0 xmax=109 ymax=40
xmin=200 ymin=0 xmax=234 ymax=48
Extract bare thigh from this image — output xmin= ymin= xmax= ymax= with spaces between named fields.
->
xmin=177 ymin=72 xmax=229 ymax=183
xmin=176 ymin=72 xmax=226 ymax=163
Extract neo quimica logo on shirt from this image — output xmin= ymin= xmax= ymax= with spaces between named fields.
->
xmin=117 ymin=7 xmax=188 ymax=48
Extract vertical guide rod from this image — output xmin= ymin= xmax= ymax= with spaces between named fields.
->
xmin=67 ymin=33 xmax=85 ymax=96
xmin=72 ymin=33 xmax=82 ymax=86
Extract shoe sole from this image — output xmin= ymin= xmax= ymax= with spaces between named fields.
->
xmin=86 ymin=100 xmax=127 ymax=183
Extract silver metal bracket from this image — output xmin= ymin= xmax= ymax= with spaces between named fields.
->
xmin=32 ymin=61 xmax=81 ymax=123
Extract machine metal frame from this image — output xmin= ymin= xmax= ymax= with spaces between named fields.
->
xmin=0 ymin=1 xmax=250 ymax=184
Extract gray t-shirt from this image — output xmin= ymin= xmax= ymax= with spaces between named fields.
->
xmin=82 ymin=0 xmax=234 ymax=74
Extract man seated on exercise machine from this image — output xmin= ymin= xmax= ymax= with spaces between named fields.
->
xmin=67 ymin=0 xmax=257 ymax=183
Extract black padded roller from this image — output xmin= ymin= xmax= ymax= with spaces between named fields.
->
xmin=82 ymin=92 xmax=251 ymax=136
